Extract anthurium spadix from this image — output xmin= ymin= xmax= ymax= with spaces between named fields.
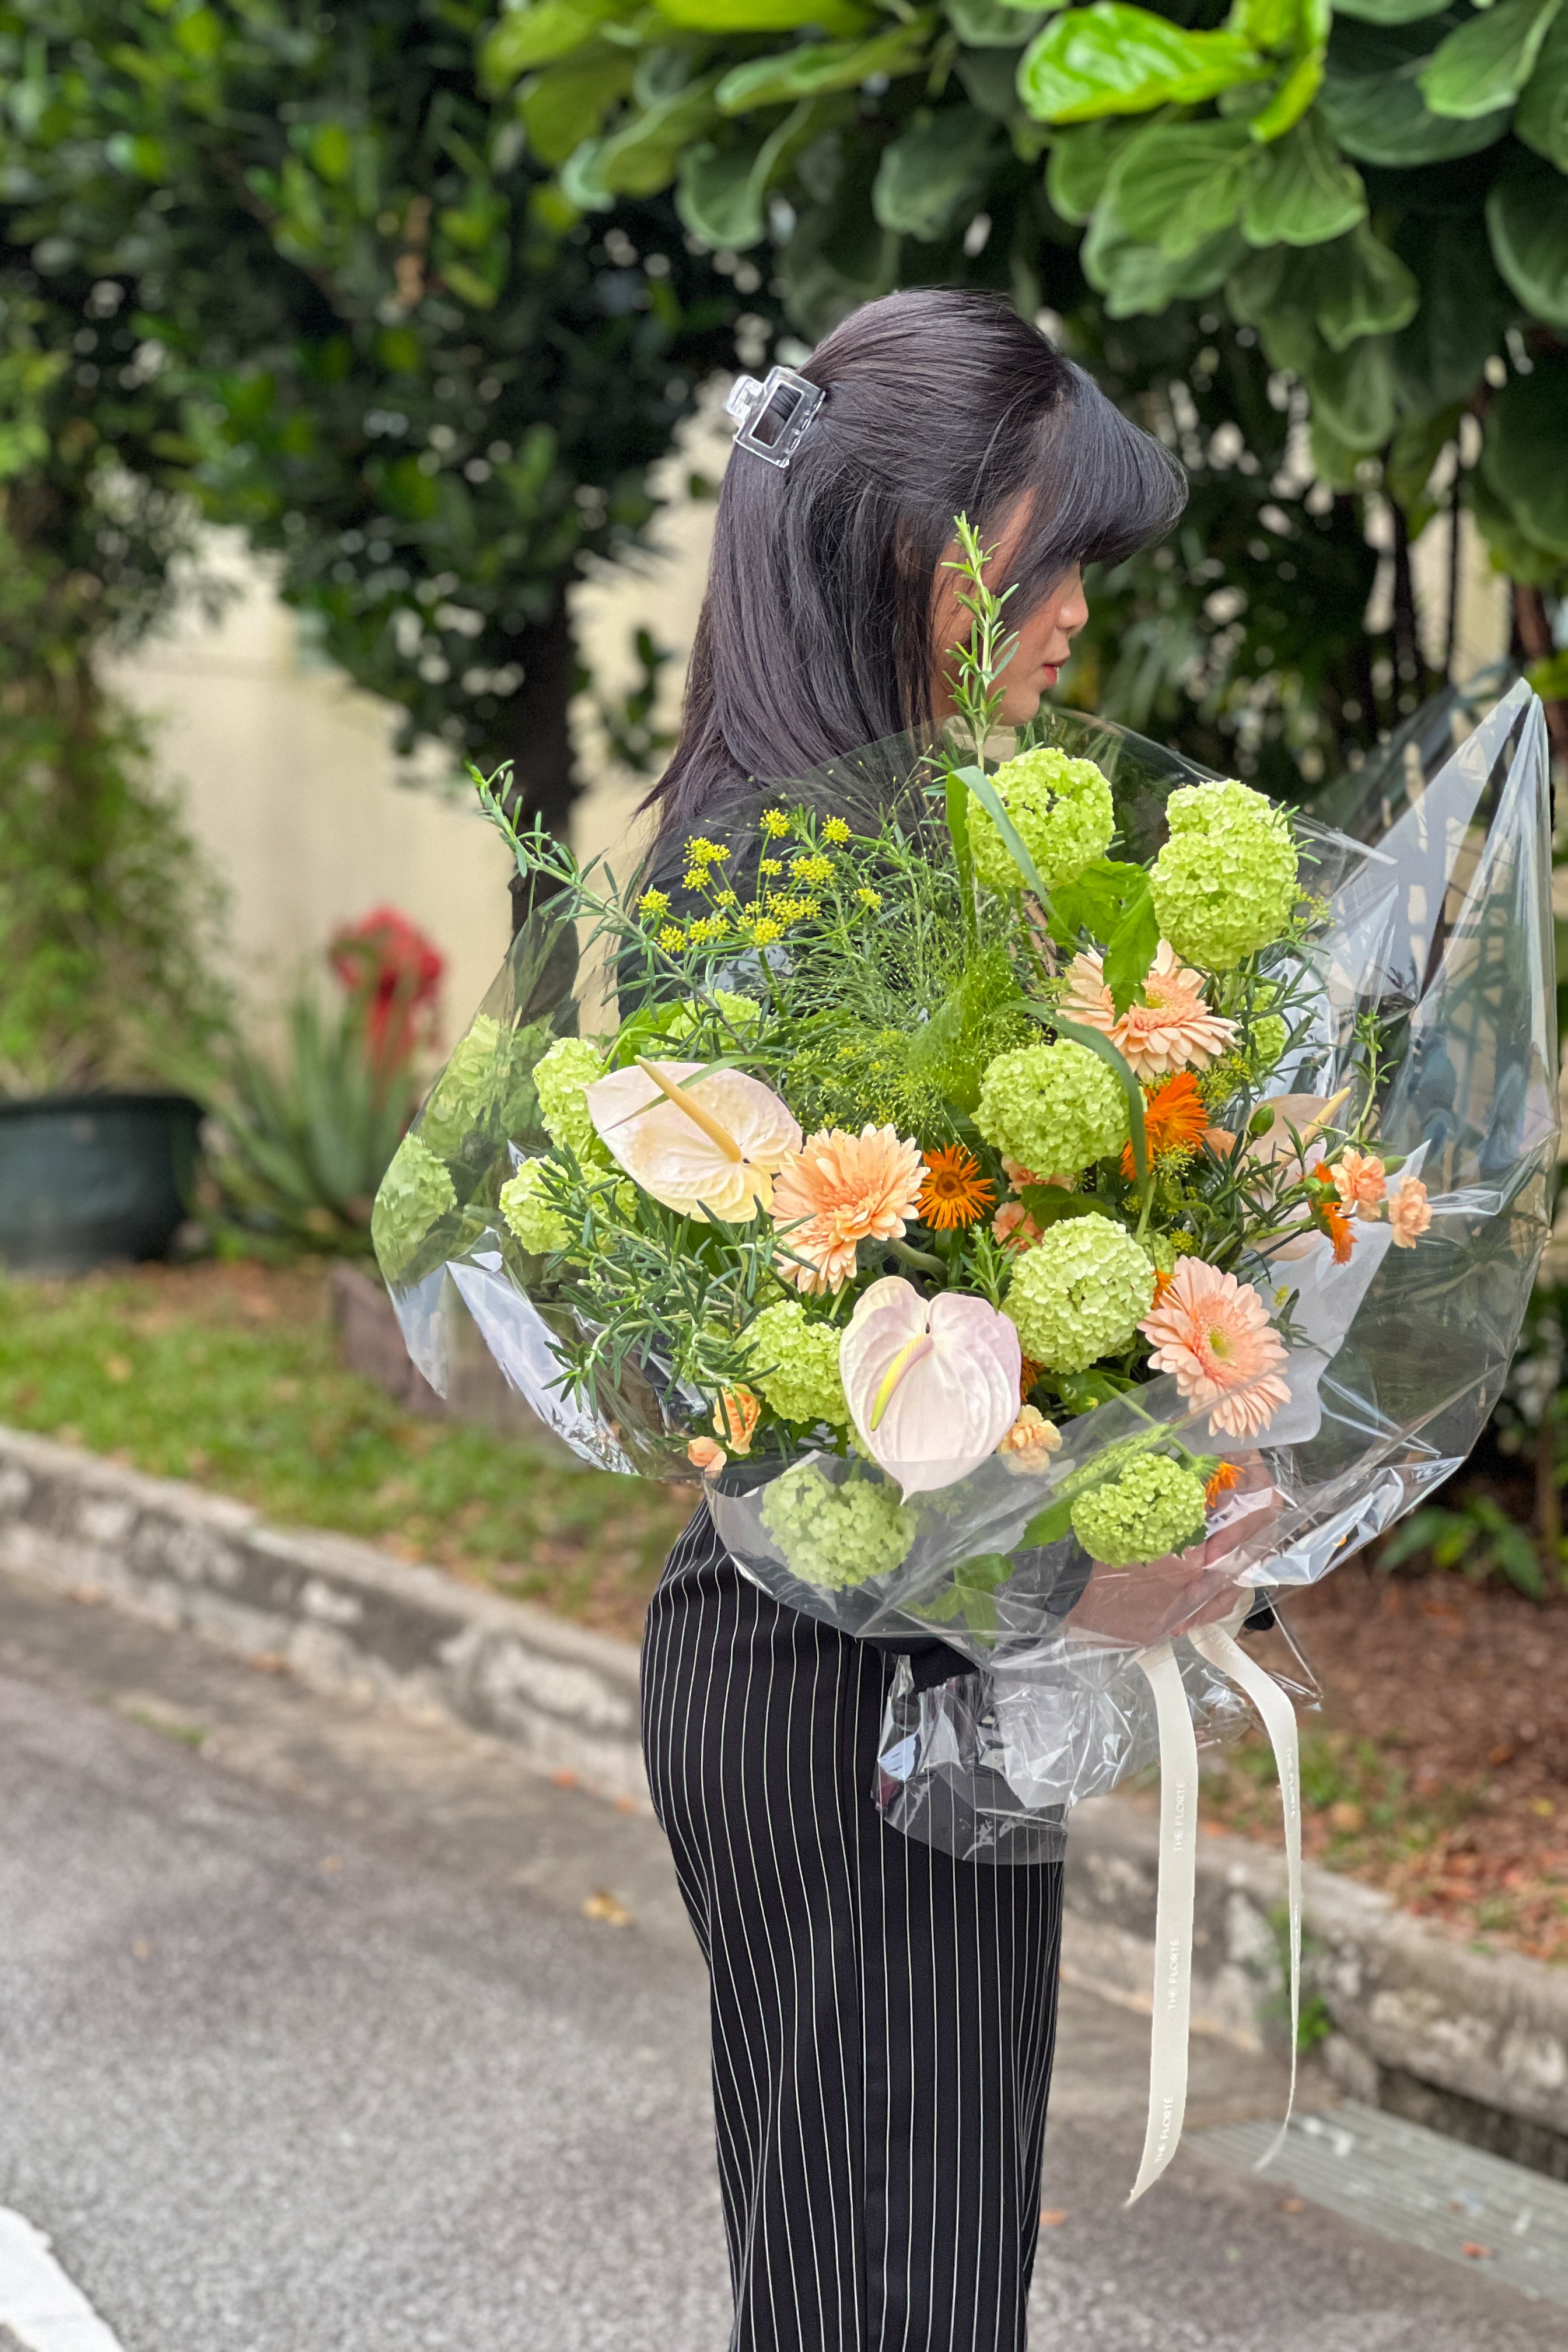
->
xmin=840 ymin=1276 xmax=1022 ymax=1498
xmin=584 ymin=1057 xmax=802 ymax=1222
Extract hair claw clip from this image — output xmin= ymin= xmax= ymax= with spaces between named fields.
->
xmin=723 ymin=365 xmax=824 ymax=470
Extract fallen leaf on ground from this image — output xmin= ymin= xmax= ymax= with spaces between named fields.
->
xmin=1038 ymin=2209 xmax=1067 ymax=2228
xmin=583 ymin=1889 xmax=633 ymax=1928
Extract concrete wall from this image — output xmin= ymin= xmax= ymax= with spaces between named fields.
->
xmin=106 ymin=408 xmax=726 ymax=1046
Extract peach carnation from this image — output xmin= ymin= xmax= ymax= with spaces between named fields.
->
xmin=1140 ymin=1256 xmax=1291 ymax=1440
xmin=1332 ymin=1149 xmax=1387 ymax=1212
xmin=997 ymin=1404 xmax=1063 ymax=1468
xmin=770 ymin=1124 xmax=925 ymax=1295
xmin=713 ymin=1388 xmax=761 ymax=1454
xmin=687 ymin=1436 xmax=726 ymax=1476
xmin=1388 ymin=1176 xmax=1432 ymax=1248
xmin=1059 ymin=940 xmax=1237 ymax=1079
xmin=993 ymin=1200 xmax=1042 ymax=1252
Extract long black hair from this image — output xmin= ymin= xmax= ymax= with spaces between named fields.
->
xmin=644 ymin=287 xmax=1186 ymax=839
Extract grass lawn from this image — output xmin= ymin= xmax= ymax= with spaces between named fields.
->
xmin=0 ymin=1258 xmax=691 ymax=1642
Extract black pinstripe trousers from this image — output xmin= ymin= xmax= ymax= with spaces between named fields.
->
xmin=641 ymin=1505 xmax=1064 ymax=2352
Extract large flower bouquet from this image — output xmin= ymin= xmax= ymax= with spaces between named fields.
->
xmin=373 ymin=535 xmax=1553 ymax=2189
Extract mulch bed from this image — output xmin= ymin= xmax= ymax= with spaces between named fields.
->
xmin=1203 ymin=1559 xmax=1568 ymax=1964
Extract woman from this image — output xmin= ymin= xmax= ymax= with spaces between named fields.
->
xmin=639 ymin=288 xmax=1186 ymax=2351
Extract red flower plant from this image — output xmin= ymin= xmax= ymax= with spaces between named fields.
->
xmin=329 ymin=907 xmax=444 ymax=1076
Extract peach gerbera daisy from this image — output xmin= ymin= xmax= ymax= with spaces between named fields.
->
xmin=1060 ymin=941 xmax=1237 ymax=1079
xmin=1388 ymin=1176 xmax=1432 ymax=1248
xmin=1332 ymin=1149 xmax=1387 ymax=1212
xmin=771 ymin=1124 xmax=925 ymax=1295
xmin=1121 ymin=1071 xmax=1210 ymax=1175
xmin=1140 ymin=1256 xmax=1291 ymax=1440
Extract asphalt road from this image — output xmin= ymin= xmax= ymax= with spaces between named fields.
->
xmin=0 ymin=1565 xmax=1560 ymax=2352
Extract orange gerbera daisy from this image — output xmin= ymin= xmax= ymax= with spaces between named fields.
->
xmin=770 ymin=1124 xmax=925 ymax=1294
xmin=1205 ymin=1460 xmax=1241 ymax=1508
xmin=1310 ymin=1162 xmax=1356 ymax=1264
xmin=917 ymin=1144 xmax=995 ymax=1231
xmin=1121 ymin=1072 xmax=1210 ymax=1175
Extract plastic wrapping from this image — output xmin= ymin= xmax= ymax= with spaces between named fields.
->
xmin=376 ymin=682 xmax=1555 ymax=1863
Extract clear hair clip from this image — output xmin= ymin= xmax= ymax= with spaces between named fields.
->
xmin=723 ymin=364 xmax=824 ymax=469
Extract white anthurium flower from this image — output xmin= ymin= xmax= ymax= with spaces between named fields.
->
xmin=839 ymin=1275 xmax=1022 ymax=1499
xmin=584 ymin=1056 xmax=802 ymax=1222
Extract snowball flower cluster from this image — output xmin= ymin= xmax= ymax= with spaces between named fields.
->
xmin=1149 ymin=779 xmax=1299 ymax=972
xmin=370 ymin=1132 xmax=457 ymax=1283
xmin=535 ymin=1036 xmax=607 ymax=1161
xmin=744 ymin=1298 xmax=850 ymax=1427
xmin=663 ymin=989 xmax=761 ymax=1040
xmin=975 ymin=1038 xmax=1126 ymax=1180
xmin=418 ymin=1015 xmax=503 ymax=1156
xmin=968 ymin=745 xmax=1115 ymax=895
xmin=1070 ymin=1452 xmax=1209 ymax=1567
xmin=760 ymin=1462 xmax=915 ymax=1589
xmin=1003 ymin=1218 xmax=1156 ymax=1372
xmin=499 ymin=1159 xmax=570 ymax=1256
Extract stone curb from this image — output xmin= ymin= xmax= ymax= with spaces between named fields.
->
xmin=2 ymin=1423 xmax=1563 ymax=2172
xmin=0 ymin=1424 xmax=645 ymax=1807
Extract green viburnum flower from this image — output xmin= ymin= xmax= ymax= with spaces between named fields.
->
xmin=974 ymin=1038 xmax=1126 ymax=1178
xmin=743 ymin=1298 xmax=849 ymax=1427
xmin=1143 ymin=1228 xmax=1179 ymax=1279
xmin=1070 ymin=1452 xmax=1208 ymax=1566
xmin=498 ymin=1159 xmax=571 ymax=1256
xmin=1149 ymin=779 xmax=1299 ymax=973
xmin=968 ymin=745 xmax=1115 ymax=895
xmin=663 ymin=989 xmax=761 ymax=1040
xmin=1250 ymin=1014 xmax=1287 ymax=1073
xmin=760 ymin=1461 xmax=915 ymax=1590
xmin=1003 ymin=1217 xmax=1154 ymax=1372
xmin=535 ymin=1036 xmax=607 ymax=1162
xmin=372 ymin=1132 xmax=457 ymax=1284
xmin=418 ymin=1015 xmax=505 ymax=1158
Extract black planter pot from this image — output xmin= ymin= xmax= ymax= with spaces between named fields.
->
xmin=0 ymin=1093 xmax=202 ymax=1273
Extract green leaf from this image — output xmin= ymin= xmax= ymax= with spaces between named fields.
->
xmin=1480 ymin=355 xmax=1568 ymax=558
xmin=678 ymin=100 xmax=825 ymax=246
xmin=1392 ymin=212 xmax=1515 ymax=416
xmin=521 ymin=50 xmax=638 ymax=167
xmin=946 ymin=0 xmax=1049 ymax=44
xmin=592 ymin=78 xmax=724 ymax=197
xmin=1304 ymin=332 xmax=1398 ymax=447
xmin=1487 ymin=151 xmax=1568 ymax=327
xmin=1517 ymin=4 xmax=1568 ymax=167
xmin=1045 ymin=118 xmax=1146 ymax=222
xmin=1020 ymin=1496 xmax=1074 ymax=1547
xmin=1019 ymin=4 xmax=1263 ymax=122
xmin=481 ymin=0 xmax=640 ymax=85
xmin=1331 ymin=0 xmax=1449 ymax=19
xmin=1314 ymin=220 xmax=1419 ymax=349
xmin=1319 ymin=22 xmax=1514 ymax=165
xmin=1047 ymin=855 xmax=1147 ymax=942
xmin=1248 ymin=46 xmax=1328 ymax=144
xmin=1083 ymin=211 xmax=1247 ymax=314
xmin=1019 ymin=1185 xmax=1124 ymax=1224
xmin=873 ymin=104 xmax=1004 ymax=240
xmin=656 ymin=0 xmax=874 ymax=26
xmin=1102 ymin=118 xmax=1256 ymax=260
xmin=1422 ymin=0 xmax=1566 ymax=118
xmin=715 ymin=20 xmax=930 ymax=112
xmin=1052 ymin=1015 xmax=1149 ymax=1186
xmin=1241 ymin=109 xmax=1366 ymax=245
xmin=1101 ymin=874 xmax=1160 ymax=1014
xmin=957 ymin=762 xmax=1052 ymax=900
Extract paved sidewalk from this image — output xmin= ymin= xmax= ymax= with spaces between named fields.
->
xmin=0 ymin=1569 xmax=1560 ymax=2351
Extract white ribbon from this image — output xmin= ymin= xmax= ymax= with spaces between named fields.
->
xmin=1128 ymin=1643 xmax=1199 ymax=2203
xmin=1189 ymin=1620 xmax=1304 ymax=2171
xmin=1124 ymin=1623 xmax=1304 ymax=2203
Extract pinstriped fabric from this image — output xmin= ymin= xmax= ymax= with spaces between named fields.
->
xmin=642 ymin=1504 xmax=1063 ymax=2352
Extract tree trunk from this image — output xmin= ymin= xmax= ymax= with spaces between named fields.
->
xmin=492 ymin=600 xmax=580 ymax=937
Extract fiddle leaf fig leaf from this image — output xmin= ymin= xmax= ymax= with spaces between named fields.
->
xmin=873 ymin=104 xmax=1005 ymax=241
xmin=520 ymin=50 xmax=638 ymax=168
xmin=1019 ymin=3 xmax=1263 ymax=122
xmin=1420 ymin=0 xmax=1567 ymax=120
xmin=1486 ymin=152 xmax=1568 ymax=328
xmin=1314 ymin=220 xmax=1420 ymax=348
xmin=715 ymin=20 xmax=931 ymax=113
xmin=1517 ymin=5 xmax=1568 ymax=167
xmin=481 ymin=0 xmax=641 ymax=87
xmin=1329 ymin=0 xmax=1449 ymax=19
xmin=1102 ymin=118 xmax=1255 ymax=260
xmin=1482 ymin=356 xmax=1568 ymax=558
xmin=1241 ymin=110 xmax=1366 ymax=245
xmin=1045 ymin=117 xmax=1145 ymax=221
